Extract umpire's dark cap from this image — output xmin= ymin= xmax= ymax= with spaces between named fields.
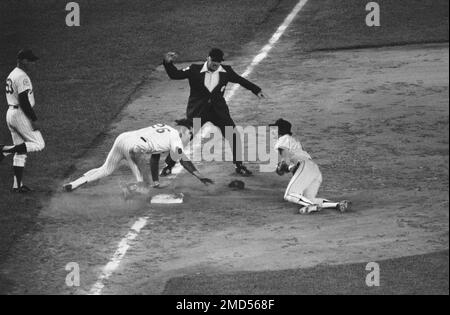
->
xmin=270 ymin=118 xmax=292 ymax=136
xmin=209 ymin=48 xmax=224 ymax=62
xmin=17 ymin=49 xmax=39 ymax=62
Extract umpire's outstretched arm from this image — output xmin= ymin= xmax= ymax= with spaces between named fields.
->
xmin=226 ymin=66 xmax=261 ymax=96
xmin=163 ymin=59 xmax=190 ymax=80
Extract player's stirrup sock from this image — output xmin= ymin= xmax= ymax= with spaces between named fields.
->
xmin=3 ymin=143 xmax=27 ymax=156
xmin=13 ymin=166 xmax=24 ymax=189
xmin=285 ymin=193 xmax=313 ymax=207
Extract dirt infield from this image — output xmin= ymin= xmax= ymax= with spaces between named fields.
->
xmin=0 ymin=0 xmax=296 ymax=270
xmin=0 ymin=0 xmax=448 ymax=295
xmin=2 ymin=39 xmax=448 ymax=294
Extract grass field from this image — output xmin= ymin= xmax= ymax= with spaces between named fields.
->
xmin=0 ymin=0 xmax=448 ymax=295
xmin=164 ymin=251 xmax=449 ymax=295
xmin=295 ymin=0 xmax=449 ymax=51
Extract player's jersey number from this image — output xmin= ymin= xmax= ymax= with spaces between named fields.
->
xmin=5 ymin=79 xmax=14 ymax=94
xmin=151 ymin=123 xmax=171 ymax=134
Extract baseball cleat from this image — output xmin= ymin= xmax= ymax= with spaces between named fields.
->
xmin=235 ymin=164 xmax=252 ymax=176
xmin=152 ymin=181 xmax=161 ymax=188
xmin=63 ymin=184 xmax=73 ymax=192
xmin=337 ymin=200 xmax=351 ymax=213
xmin=299 ymin=204 xmax=321 ymax=214
xmin=19 ymin=185 xmax=33 ymax=193
xmin=160 ymin=165 xmax=173 ymax=177
xmin=11 ymin=185 xmax=33 ymax=193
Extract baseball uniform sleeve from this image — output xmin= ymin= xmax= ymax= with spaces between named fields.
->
xmin=16 ymin=75 xmax=32 ymax=94
xmin=15 ymin=73 xmax=37 ymax=121
xmin=168 ymin=134 xmax=184 ymax=161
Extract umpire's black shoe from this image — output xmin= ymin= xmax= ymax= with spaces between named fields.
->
xmin=11 ymin=185 xmax=33 ymax=193
xmin=235 ymin=164 xmax=252 ymax=176
xmin=160 ymin=165 xmax=173 ymax=177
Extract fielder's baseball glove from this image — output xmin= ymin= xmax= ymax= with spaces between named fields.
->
xmin=289 ymin=162 xmax=301 ymax=174
xmin=276 ymin=161 xmax=289 ymax=176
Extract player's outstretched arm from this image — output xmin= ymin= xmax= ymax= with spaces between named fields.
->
xmin=179 ymin=154 xmax=214 ymax=185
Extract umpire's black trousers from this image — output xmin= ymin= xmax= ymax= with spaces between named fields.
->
xmin=165 ymin=110 xmax=243 ymax=168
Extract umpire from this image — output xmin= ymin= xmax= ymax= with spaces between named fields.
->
xmin=161 ymin=48 xmax=265 ymax=176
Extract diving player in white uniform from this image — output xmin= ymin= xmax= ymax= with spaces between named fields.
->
xmin=62 ymin=119 xmax=213 ymax=192
xmin=1 ymin=49 xmax=45 ymax=193
xmin=271 ymin=119 xmax=351 ymax=214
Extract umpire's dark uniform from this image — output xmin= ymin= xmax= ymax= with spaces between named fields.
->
xmin=162 ymin=56 xmax=262 ymax=167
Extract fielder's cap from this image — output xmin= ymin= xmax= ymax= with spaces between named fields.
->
xmin=17 ymin=49 xmax=39 ymax=62
xmin=269 ymin=118 xmax=292 ymax=136
xmin=209 ymin=48 xmax=224 ymax=62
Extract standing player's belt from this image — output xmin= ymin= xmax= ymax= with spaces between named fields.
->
xmin=8 ymin=105 xmax=19 ymax=109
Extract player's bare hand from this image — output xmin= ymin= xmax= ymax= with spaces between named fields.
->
xmin=199 ymin=177 xmax=214 ymax=185
xmin=164 ymin=52 xmax=178 ymax=63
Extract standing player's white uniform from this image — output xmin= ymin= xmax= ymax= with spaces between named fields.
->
xmin=276 ymin=134 xmax=342 ymax=212
xmin=5 ymin=67 xmax=45 ymax=167
xmin=67 ymin=123 xmax=184 ymax=190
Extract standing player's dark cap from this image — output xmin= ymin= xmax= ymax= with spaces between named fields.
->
xmin=269 ymin=118 xmax=293 ymax=136
xmin=208 ymin=48 xmax=224 ymax=62
xmin=17 ymin=49 xmax=39 ymax=62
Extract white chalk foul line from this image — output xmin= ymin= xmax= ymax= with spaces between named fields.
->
xmin=88 ymin=0 xmax=308 ymax=295
xmin=225 ymin=0 xmax=309 ymax=101
xmin=88 ymin=217 xmax=148 ymax=295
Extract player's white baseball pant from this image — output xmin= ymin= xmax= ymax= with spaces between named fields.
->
xmin=284 ymin=159 xmax=329 ymax=207
xmin=80 ymin=133 xmax=144 ymax=185
xmin=6 ymin=108 xmax=45 ymax=167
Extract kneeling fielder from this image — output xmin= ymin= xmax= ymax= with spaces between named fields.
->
xmin=271 ymin=119 xmax=351 ymax=214
xmin=63 ymin=119 xmax=213 ymax=192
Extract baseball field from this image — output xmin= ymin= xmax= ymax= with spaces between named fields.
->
xmin=0 ymin=0 xmax=448 ymax=295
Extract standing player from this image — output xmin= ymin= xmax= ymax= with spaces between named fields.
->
xmin=62 ymin=119 xmax=213 ymax=192
xmin=270 ymin=119 xmax=351 ymax=214
xmin=1 ymin=49 xmax=45 ymax=193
